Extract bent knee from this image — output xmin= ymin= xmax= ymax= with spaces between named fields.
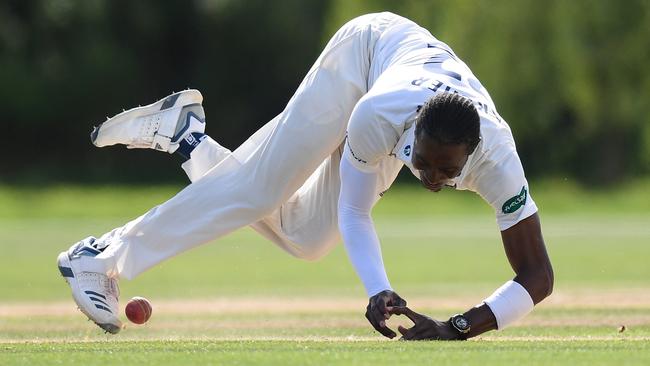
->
xmin=297 ymin=247 xmax=329 ymax=261
xmin=292 ymin=235 xmax=341 ymax=261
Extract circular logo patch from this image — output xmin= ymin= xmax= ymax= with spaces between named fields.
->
xmin=403 ymin=145 xmax=411 ymax=157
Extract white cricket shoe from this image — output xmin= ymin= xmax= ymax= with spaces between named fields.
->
xmin=90 ymin=89 xmax=206 ymax=153
xmin=57 ymin=237 xmax=123 ymax=334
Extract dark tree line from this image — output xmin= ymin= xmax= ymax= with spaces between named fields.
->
xmin=1 ymin=0 xmax=647 ymax=185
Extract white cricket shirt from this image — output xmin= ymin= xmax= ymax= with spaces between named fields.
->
xmin=344 ymin=24 xmax=537 ymax=231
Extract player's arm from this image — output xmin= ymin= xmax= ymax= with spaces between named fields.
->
xmin=389 ymin=212 xmax=553 ymax=340
xmin=459 ymin=212 xmax=553 ymax=339
xmin=338 ymin=156 xmax=406 ymax=339
xmin=339 ymin=96 xmax=408 ymax=338
xmin=388 ymin=151 xmax=553 ymax=340
xmin=501 ymin=212 xmax=554 ymax=304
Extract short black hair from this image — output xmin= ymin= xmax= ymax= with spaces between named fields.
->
xmin=415 ymin=93 xmax=481 ymax=154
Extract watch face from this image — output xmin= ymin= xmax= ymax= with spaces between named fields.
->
xmin=453 ymin=315 xmax=470 ymax=332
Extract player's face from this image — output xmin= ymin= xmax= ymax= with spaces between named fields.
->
xmin=411 ymin=134 xmax=469 ymax=192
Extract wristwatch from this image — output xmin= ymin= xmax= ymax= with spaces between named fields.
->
xmin=449 ymin=314 xmax=471 ymax=340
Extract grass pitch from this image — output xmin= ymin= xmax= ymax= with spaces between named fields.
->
xmin=1 ymin=181 xmax=649 ymax=365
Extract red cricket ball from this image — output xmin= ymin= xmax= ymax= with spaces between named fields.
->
xmin=125 ymin=296 xmax=152 ymax=324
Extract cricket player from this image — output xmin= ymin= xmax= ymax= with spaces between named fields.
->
xmin=57 ymin=12 xmax=553 ymax=340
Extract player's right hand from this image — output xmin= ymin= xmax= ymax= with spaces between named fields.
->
xmin=365 ymin=290 xmax=407 ymax=339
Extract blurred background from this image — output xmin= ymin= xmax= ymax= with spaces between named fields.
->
xmin=1 ymin=0 xmax=649 ymax=185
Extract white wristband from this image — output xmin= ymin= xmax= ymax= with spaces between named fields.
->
xmin=483 ymin=280 xmax=534 ymax=330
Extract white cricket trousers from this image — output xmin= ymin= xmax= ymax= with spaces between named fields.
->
xmin=91 ymin=13 xmax=403 ymax=279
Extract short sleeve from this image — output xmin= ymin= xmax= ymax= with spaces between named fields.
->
xmin=344 ymin=97 xmax=400 ymax=173
xmin=472 ymin=150 xmax=538 ymax=231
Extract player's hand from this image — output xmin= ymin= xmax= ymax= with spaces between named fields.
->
xmin=366 ymin=290 xmax=407 ymax=339
xmin=387 ymin=306 xmax=462 ymax=341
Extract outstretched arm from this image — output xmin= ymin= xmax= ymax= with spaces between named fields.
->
xmin=464 ymin=212 xmax=553 ymax=338
xmin=390 ymin=212 xmax=553 ymax=340
xmin=502 ymin=212 xmax=554 ymax=304
xmin=338 ymin=157 xmax=390 ymax=296
xmin=338 ymin=157 xmax=406 ymax=339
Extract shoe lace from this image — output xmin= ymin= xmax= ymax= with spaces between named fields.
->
xmin=88 ymin=237 xmax=110 ymax=252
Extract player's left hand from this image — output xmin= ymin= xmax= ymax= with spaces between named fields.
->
xmin=387 ymin=306 xmax=463 ymax=341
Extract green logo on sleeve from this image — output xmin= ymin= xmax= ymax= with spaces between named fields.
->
xmin=502 ymin=186 xmax=527 ymax=214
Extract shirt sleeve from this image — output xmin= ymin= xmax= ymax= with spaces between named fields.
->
xmin=472 ymin=149 xmax=538 ymax=231
xmin=344 ymin=97 xmax=400 ymax=173
xmin=338 ymin=156 xmax=392 ymax=297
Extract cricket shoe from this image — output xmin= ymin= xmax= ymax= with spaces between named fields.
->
xmin=90 ymin=89 xmax=206 ymax=153
xmin=57 ymin=237 xmax=123 ymax=334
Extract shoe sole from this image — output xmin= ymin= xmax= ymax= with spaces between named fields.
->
xmin=57 ymin=252 xmax=122 ymax=334
xmin=90 ymin=89 xmax=203 ymax=147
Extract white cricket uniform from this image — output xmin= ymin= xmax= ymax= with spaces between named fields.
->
xmin=88 ymin=13 xmax=537 ymax=293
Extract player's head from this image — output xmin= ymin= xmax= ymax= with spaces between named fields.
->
xmin=413 ymin=92 xmax=480 ymax=192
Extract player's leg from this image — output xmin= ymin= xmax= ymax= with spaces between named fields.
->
xmin=57 ymin=13 xmax=394 ymax=333
xmin=179 ymin=136 xmax=233 ymax=182
xmin=255 ymin=140 xmax=405 ymax=261
xmin=177 ymin=118 xmax=342 ymax=259
xmin=249 ymin=143 xmax=344 ymax=260
xmin=93 ymin=12 xmax=390 ymax=276
xmin=179 ymin=125 xmax=343 ymax=260
xmin=180 ymin=115 xmax=280 ymax=182
xmin=90 ymin=92 xmax=295 ymax=247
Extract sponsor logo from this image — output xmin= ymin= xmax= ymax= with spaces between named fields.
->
xmin=403 ymin=144 xmax=411 ymax=157
xmin=502 ymin=186 xmax=527 ymax=214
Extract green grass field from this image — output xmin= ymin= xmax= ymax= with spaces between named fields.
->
xmin=1 ymin=181 xmax=649 ymax=365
